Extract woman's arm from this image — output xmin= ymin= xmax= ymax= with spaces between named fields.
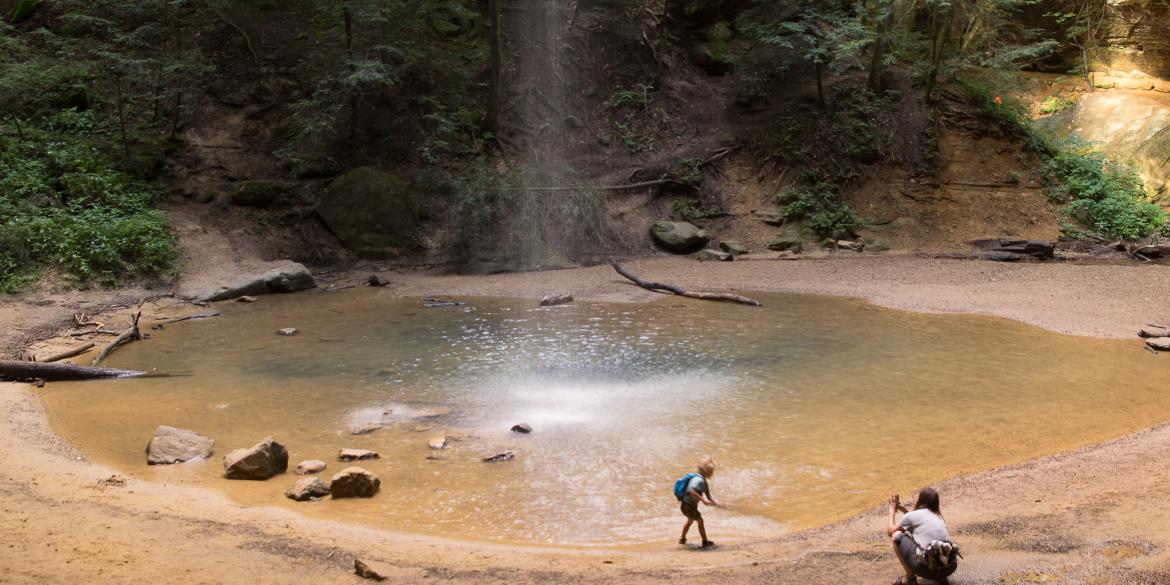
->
xmin=887 ymin=494 xmax=905 ymax=537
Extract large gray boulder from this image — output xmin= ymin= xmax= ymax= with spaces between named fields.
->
xmin=317 ymin=167 xmax=421 ymax=259
xmin=223 ymin=436 xmax=289 ymax=480
xmin=185 ymin=260 xmax=316 ymax=302
xmin=330 ymin=466 xmax=381 ymax=498
xmin=651 ymin=221 xmax=709 ymax=254
xmin=146 ymin=425 xmax=214 ymax=465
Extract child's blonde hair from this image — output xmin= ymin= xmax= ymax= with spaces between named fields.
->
xmin=697 ymin=455 xmax=716 ymax=477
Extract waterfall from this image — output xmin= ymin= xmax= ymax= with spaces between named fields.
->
xmin=478 ymin=0 xmax=603 ymax=273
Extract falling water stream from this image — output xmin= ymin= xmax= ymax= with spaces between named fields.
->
xmin=40 ymin=289 xmax=1170 ymax=546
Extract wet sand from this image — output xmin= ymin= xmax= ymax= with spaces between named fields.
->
xmin=4 ymin=255 xmax=1170 ymax=584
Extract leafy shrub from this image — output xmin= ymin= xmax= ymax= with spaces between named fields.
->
xmin=1038 ymin=94 xmax=1077 ymax=116
xmin=1043 ymin=146 xmax=1168 ymax=240
xmin=778 ymin=184 xmax=856 ymax=236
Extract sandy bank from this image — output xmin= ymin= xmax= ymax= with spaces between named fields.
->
xmin=382 ymin=255 xmax=1170 ymax=339
xmin=3 ymin=255 xmax=1170 ymax=584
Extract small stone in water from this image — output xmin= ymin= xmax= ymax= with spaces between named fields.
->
xmin=411 ymin=406 xmax=450 ymax=420
xmin=331 ymin=467 xmax=380 ymax=498
xmin=295 ymin=460 xmax=327 ymax=475
xmin=510 ymin=423 xmax=532 ymax=434
xmin=146 ymin=425 xmax=214 ymax=465
xmin=539 ymin=293 xmax=573 ymax=307
xmin=285 ymin=477 xmax=330 ymax=501
xmin=236 ymin=295 xmax=258 ymax=303
xmin=368 ymin=274 xmax=390 ymax=287
xmin=350 ymin=423 xmax=384 ymax=435
xmin=338 ymin=448 xmax=379 ymax=461
xmin=277 ymin=328 xmax=298 ymax=336
xmin=422 ymin=297 xmax=465 ymax=308
xmin=482 ymin=450 xmax=516 ymax=463
xmin=428 ymin=436 xmax=448 ymax=450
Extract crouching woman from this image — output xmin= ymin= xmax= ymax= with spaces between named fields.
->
xmin=887 ymin=487 xmax=959 ymax=585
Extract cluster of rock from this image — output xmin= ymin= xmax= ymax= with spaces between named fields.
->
xmin=144 ymin=427 xmax=381 ymax=503
xmin=144 ymin=414 xmax=531 ymax=505
xmin=650 ymin=214 xmax=875 ymax=261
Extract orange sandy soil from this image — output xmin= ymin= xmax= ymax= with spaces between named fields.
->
xmin=4 ymin=255 xmax=1170 ymax=584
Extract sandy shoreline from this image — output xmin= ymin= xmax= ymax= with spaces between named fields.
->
xmin=381 ymin=256 xmax=1170 ymax=339
xmin=4 ymin=255 xmax=1170 ymax=584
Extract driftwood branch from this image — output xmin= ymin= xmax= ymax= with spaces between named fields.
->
xmin=41 ymin=343 xmax=95 ymax=363
xmin=1139 ymin=329 xmax=1170 ymax=339
xmin=0 ymin=360 xmax=147 ymax=381
xmin=612 ymin=263 xmax=761 ymax=306
xmin=92 ymin=312 xmax=142 ymax=366
xmin=165 ymin=311 xmax=221 ymax=325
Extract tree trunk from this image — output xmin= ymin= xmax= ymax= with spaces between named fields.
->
xmin=115 ymin=74 xmax=129 ymax=149
xmin=483 ymin=0 xmax=502 ymax=139
xmin=0 ymin=360 xmax=146 ymax=381
xmin=867 ymin=2 xmax=895 ymax=92
xmin=924 ymin=6 xmax=954 ymax=104
xmin=815 ymin=61 xmax=825 ymax=108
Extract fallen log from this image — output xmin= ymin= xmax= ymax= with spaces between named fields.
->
xmin=92 ymin=312 xmax=142 ymax=366
xmin=612 ymin=263 xmax=762 ymax=307
xmin=40 ymin=342 xmax=96 ymax=363
xmin=165 ymin=311 xmax=221 ymax=324
xmin=0 ymin=359 xmax=147 ymax=381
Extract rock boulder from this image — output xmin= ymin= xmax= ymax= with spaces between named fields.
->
xmin=317 ymin=167 xmax=421 ymax=259
xmin=338 ymin=448 xmax=380 ymax=462
xmin=285 ymin=477 xmax=330 ymax=501
xmin=146 ymin=425 xmax=214 ymax=465
xmin=539 ymin=293 xmax=574 ymax=307
xmin=696 ymin=249 xmax=732 ymax=262
xmin=184 ymin=260 xmax=316 ymax=302
xmin=968 ymin=239 xmax=1055 ymax=260
xmin=330 ymin=467 xmax=381 ymax=498
xmin=295 ymin=460 xmax=327 ymax=475
xmin=223 ymin=437 xmax=288 ymax=480
xmin=650 ymin=221 xmax=709 ymax=254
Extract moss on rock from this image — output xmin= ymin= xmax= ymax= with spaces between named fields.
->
xmin=317 ymin=167 xmax=421 ymax=259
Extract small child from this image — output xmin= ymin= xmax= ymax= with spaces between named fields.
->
xmin=679 ymin=455 xmax=721 ymax=548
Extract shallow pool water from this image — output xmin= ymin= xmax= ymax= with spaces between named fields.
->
xmin=40 ymin=289 xmax=1170 ymax=545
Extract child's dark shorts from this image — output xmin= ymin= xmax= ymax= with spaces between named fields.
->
xmin=680 ymin=501 xmax=702 ymax=520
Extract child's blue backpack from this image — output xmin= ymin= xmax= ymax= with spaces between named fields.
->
xmin=673 ymin=472 xmax=699 ymax=501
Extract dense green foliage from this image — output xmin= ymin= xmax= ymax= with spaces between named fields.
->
xmin=1 ymin=11 xmax=183 ymax=291
xmin=777 ymin=184 xmax=857 ymax=236
xmin=1043 ymin=146 xmax=1168 ymax=240
xmin=0 ymin=111 xmax=175 ymax=291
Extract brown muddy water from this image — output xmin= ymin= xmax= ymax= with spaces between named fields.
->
xmin=39 ymin=289 xmax=1170 ymax=546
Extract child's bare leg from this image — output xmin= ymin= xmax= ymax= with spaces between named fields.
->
xmin=680 ymin=518 xmax=693 ymax=541
xmin=697 ymin=519 xmax=709 ymax=543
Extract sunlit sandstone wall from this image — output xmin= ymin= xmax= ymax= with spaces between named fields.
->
xmin=1095 ymin=0 xmax=1170 ymax=91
